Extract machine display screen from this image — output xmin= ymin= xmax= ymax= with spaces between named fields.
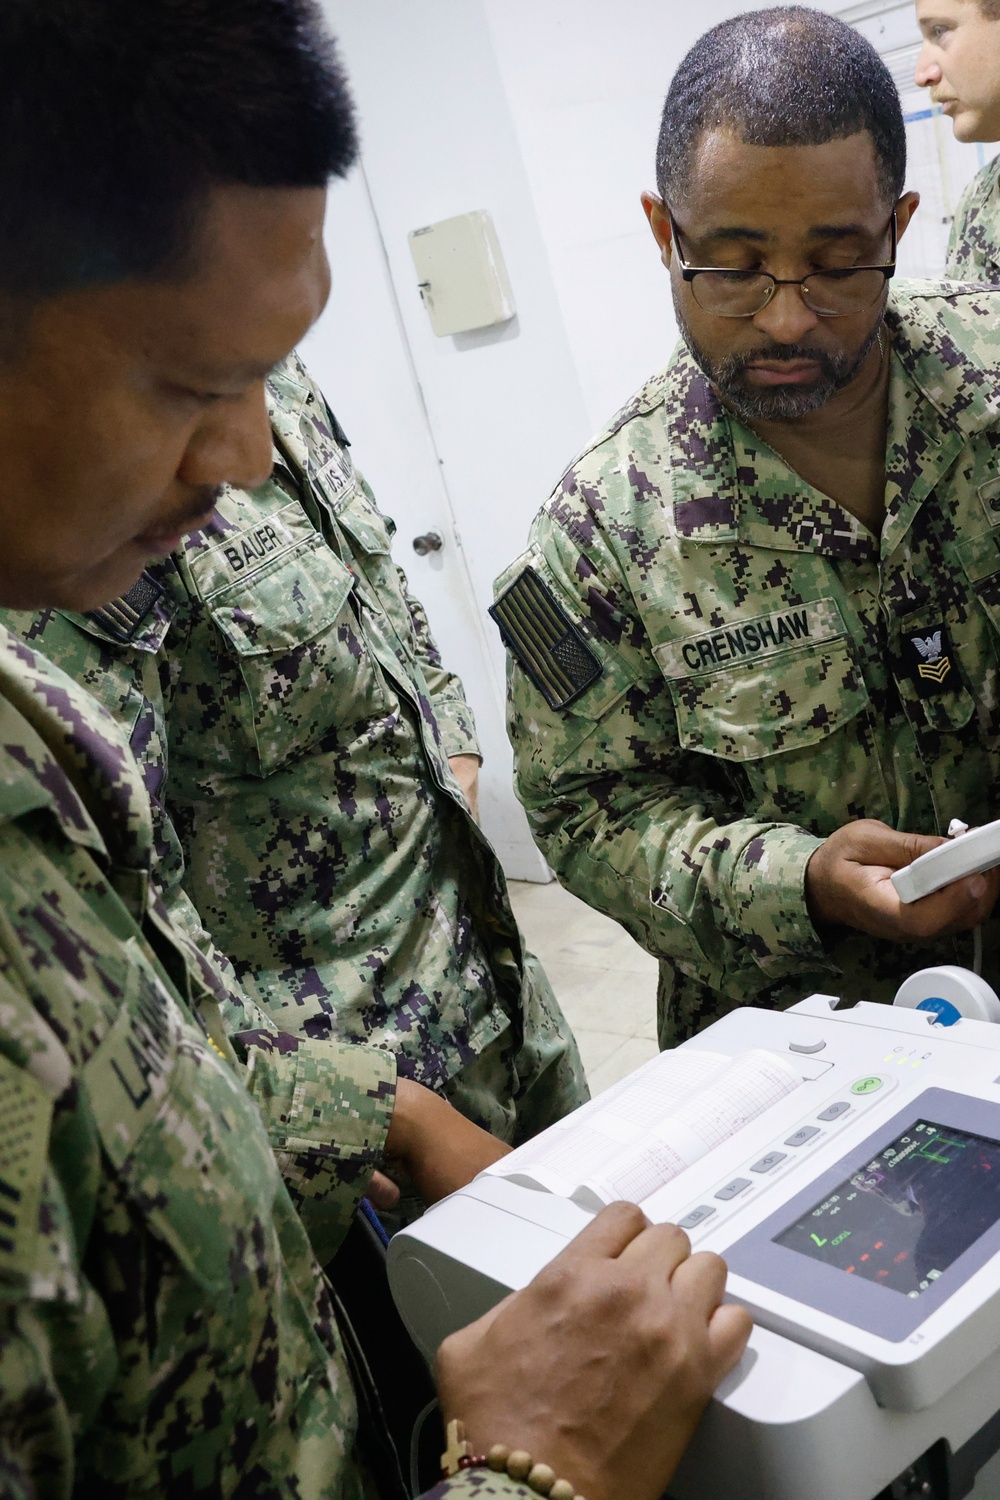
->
xmin=775 ymin=1120 xmax=1000 ymax=1297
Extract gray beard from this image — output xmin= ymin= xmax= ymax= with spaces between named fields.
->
xmin=677 ymin=310 xmax=884 ymax=423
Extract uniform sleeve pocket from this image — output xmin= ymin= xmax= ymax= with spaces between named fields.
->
xmin=84 ymin=942 xmax=284 ymax=1292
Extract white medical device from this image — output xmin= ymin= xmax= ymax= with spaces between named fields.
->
xmin=388 ymin=989 xmax=1000 ymax=1500
xmin=891 ymin=816 xmax=1000 ymax=903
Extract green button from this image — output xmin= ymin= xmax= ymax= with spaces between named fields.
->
xmin=851 ymin=1076 xmax=884 ymax=1095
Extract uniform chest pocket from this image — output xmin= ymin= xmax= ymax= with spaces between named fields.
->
xmin=655 ymin=600 xmax=870 ymax=761
xmin=83 ymin=943 xmax=285 ymax=1292
xmin=957 ymin=526 xmax=1000 ymax=630
xmin=210 ymin=534 xmax=388 ymax=776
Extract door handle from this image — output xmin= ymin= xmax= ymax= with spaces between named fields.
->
xmin=412 ymin=532 xmax=443 ymax=556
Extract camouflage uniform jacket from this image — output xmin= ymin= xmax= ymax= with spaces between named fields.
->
xmin=4 ymin=354 xmax=585 ymax=1151
xmin=0 ymin=625 xmax=535 ymax=1499
xmin=946 ymin=154 xmax=1000 ymax=280
xmin=497 ymin=284 xmax=1000 ymax=1046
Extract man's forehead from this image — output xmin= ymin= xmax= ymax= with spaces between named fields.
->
xmin=680 ymin=128 xmax=886 ymax=233
xmin=91 ymin=185 xmax=330 ymax=381
xmin=916 ymin=0 xmax=976 ymax=18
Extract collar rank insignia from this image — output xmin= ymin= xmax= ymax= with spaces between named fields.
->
xmin=490 ymin=566 xmax=601 ymax=710
xmin=85 ymin=571 xmax=166 ymax=644
xmin=903 ymin=623 xmax=956 ymax=698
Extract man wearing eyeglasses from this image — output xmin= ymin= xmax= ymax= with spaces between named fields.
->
xmin=495 ymin=5 xmax=1000 ymax=1048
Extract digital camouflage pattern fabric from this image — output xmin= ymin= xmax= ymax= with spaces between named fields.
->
xmin=498 ymin=284 xmax=1000 ymax=1047
xmin=946 ymin=155 xmax=1000 ymax=281
xmin=2 ymin=353 xmax=586 ymax=1167
xmin=0 ymin=624 xmax=536 ymax=1498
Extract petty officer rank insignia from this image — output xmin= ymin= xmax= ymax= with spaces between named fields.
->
xmin=902 ymin=624 xmax=957 ymax=698
xmin=490 ymin=566 xmax=601 ymax=710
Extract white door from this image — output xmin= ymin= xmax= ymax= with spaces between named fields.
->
xmin=300 ymin=167 xmax=552 ymax=879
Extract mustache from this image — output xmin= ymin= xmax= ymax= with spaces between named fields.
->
xmin=140 ymin=486 xmax=222 ymax=543
xmin=727 ymin=343 xmax=836 ymax=371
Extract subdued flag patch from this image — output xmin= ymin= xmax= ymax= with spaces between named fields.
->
xmin=86 ymin=571 xmax=165 ymax=644
xmin=490 ymin=567 xmax=601 ymax=710
xmin=0 ymin=1054 xmax=52 ymax=1276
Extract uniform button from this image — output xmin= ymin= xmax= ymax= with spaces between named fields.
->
xmin=785 ymin=1126 xmax=821 ymax=1147
xmin=818 ymin=1101 xmax=851 ymax=1121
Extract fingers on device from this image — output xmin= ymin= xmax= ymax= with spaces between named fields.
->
xmin=890 ymin=816 xmax=1000 ymax=903
xmin=388 ymin=994 xmax=1000 ymax=1500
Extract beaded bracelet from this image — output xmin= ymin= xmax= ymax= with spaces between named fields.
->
xmin=441 ymin=1420 xmax=586 ymax=1500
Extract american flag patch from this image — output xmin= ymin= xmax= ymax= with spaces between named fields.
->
xmin=86 ymin=571 xmax=165 ymax=643
xmin=490 ymin=567 xmax=601 ymax=710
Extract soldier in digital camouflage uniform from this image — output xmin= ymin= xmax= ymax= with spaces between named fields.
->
xmin=944 ymin=154 xmax=1000 ymax=278
xmin=5 ymin=352 xmax=587 ymax=1164
xmin=0 ymin=628 xmax=384 ymax=1496
xmin=497 ymin=10 xmax=1000 ymax=1048
xmin=914 ymin=0 xmax=1000 ymax=280
xmin=0 ymin=626 xmax=734 ymax=1490
xmin=0 ymin=624 xmax=738 ymax=1493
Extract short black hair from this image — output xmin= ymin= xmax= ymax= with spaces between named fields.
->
xmin=0 ymin=0 xmax=358 ymax=299
xmin=656 ymin=7 xmax=906 ymax=206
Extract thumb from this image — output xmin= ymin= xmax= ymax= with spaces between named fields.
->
xmin=707 ymin=1303 xmax=753 ymax=1378
xmin=366 ymin=1170 xmax=401 ymax=1211
xmin=889 ymin=830 xmax=948 ymax=868
xmin=852 ymin=823 xmax=945 ymax=869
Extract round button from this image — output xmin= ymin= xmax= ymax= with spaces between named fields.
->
xmin=851 ymin=1076 xmax=884 ymax=1095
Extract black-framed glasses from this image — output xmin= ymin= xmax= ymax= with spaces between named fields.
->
xmin=668 ymin=210 xmax=897 ymax=318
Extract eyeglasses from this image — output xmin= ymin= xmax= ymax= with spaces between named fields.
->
xmin=667 ymin=211 xmax=897 ymax=318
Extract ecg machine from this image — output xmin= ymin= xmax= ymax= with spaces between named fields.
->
xmin=388 ymin=983 xmax=1000 ymax=1500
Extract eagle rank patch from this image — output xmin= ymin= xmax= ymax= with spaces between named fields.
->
xmin=903 ymin=624 xmax=956 ymax=698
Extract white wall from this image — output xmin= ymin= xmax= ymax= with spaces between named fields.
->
xmin=483 ymin=0 xmax=828 ymax=432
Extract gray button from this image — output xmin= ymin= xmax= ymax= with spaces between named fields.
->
xmin=785 ymin=1126 xmax=821 ymax=1147
xmin=818 ymin=1101 xmax=851 ymax=1121
xmin=715 ymin=1178 xmax=752 ymax=1201
xmin=789 ymin=1040 xmax=827 ymax=1054
xmin=677 ymin=1205 xmax=716 ymax=1229
xmin=750 ymin=1152 xmax=787 ymax=1174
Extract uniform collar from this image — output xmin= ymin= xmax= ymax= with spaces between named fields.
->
xmin=669 ymin=287 xmax=994 ymax=558
xmin=266 ymin=351 xmax=314 ymax=477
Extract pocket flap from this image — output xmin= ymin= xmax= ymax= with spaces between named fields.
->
xmin=956 ymin=527 xmax=1000 ymax=585
xmin=657 ymin=599 xmax=869 ymax=761
xmin=210 ymin=540 xmax=354 ymax=657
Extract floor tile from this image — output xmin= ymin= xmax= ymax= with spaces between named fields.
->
xmin=509 ymin=878 xmax=661 ymax=1087
xmin=572 ymin=1027 xmax=635 ymax=1079
xmin=588 ymin=1036 xmax=660 ymax=1095
xmin=542 ymin=965 xmax=658 ymax=1040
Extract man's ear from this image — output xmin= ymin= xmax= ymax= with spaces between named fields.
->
xmin=640 ymin=190 xmax=674 ymax=267
xmin=894 ymin=190 xmax=921 ymax=243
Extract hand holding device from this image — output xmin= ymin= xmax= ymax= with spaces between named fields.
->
xmin=806 ymin=819 xmax=1000 ymax=941
xmin=891 ymin=817 xmax=1000 ymax=904
xmin=435 ymin=1202 xmax=752 ymax=1500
